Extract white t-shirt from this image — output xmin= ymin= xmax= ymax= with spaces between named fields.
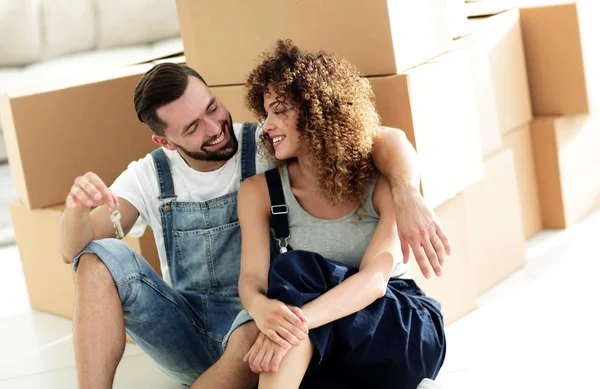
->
xmin=110 ymin=123 xmax=271 ymax=286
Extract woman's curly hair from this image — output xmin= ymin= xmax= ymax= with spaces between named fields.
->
xmin=245 ymin=40 xmax=380 ymax=205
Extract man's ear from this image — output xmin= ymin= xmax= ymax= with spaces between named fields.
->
xmin=152 ymin=134 xmax=177 ymax=150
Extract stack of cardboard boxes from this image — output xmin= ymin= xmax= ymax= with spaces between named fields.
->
xmin=519 ymin=1 xmax=600 ymax=229
xmin=458 ymin=0 xmax=600 ymax=295
xmin=451 ymin=9 xmax=533 ymax=302
xmin=408 ymin=8 xmax=533 ymax=320
xmin=463 ymin=2 xmax=600 ymax=229
xmin=4 ymin=0 xmax=599 ymax=326
xmin=0 ymin=65 xmax=162 ymax=319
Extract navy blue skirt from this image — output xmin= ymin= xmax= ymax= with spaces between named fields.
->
xmin=266 ymin=250 xmax=446 ymax=389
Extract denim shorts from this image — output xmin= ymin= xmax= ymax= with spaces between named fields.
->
xmin=73 ymin=238 xmax=240 ymax=386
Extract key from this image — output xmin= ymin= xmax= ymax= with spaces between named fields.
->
xmin=108 ymin=203 xmax=125 ymax=239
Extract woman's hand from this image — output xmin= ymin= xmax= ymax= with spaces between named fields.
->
xmin=252 ymin=297 xmax=309 ymax=348
xmin=244 ymin=332 xmax=290 ymax=373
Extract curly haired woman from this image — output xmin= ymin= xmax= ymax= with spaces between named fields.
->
xmin=234 ymin=40 xmax=446 ymax=389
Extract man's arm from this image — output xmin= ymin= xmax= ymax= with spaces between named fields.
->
xmin=371 ymin=126 xmax=452 ymax=279
xmin=58 ymin=172 xmax=139 ymax=262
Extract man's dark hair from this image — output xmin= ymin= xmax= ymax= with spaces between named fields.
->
xmin=134 ymin=63 xmax=207 ymax=135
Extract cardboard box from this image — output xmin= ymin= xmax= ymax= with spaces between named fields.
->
xmin=452 ymin=39 xmax=502 ymax=157
xmin=10 ymin=202 xmax=160 ymax=319
xmin=212 ymin=85 xmax=254 ymax=124
xmin=369 ymin=50 xmax=484 ymax=209
xmin=0 ymin=130 xmax=6 ymax=162
xmin=520 ymin=1 xmax=600 ymax=115
xmin=152 ymin=55 xmax=186 ymax=65
xmin=176 ymin=0 xmax=452 ymax=85
xmin=411 ymin=193 xmax=478 ymax=325
xmin=446 ymin=0 xmax=469 ymax=38
xmin=531 ymin=114 xmax=600 ymax=228
xmin=465 ymin=0 xmax=518 ymax=17
xmin=502 ymin=124 xmax=543 ymax=238
xmin=463 ymin=0 xmax=563 ymax=17
xmin=462 ymin=10 xmax=533 ymax=134
xmin=0 ymin=65 xmax=158 ymax=209
xmin=463 ymin=149 xmax=527 ymax=295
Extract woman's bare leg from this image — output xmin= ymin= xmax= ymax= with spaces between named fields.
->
xmin=258 ymin=338 xmax=313 ymax=389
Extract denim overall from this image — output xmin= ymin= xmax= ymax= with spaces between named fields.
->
xmin=73 ymin=122 xmax=258 ymax=385
xmin=151 ymin=120 xmax=257 ymax=334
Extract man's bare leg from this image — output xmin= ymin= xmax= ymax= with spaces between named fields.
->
xmin=190 ymin=322 xmax=259 ymax=389
xmin=73 ymin=254 xmax=126 ymax=389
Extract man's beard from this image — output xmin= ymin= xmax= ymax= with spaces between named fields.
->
xmin=178 ymin=115 xmax=238 ymax=161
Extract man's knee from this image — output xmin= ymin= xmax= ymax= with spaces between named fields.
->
xmin=226 ymin=321 xmax=259 ymax=357
xmin=75 ymin=253 xmax=114 ymax=287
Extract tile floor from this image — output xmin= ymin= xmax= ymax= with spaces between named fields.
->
xmin=1 ymin=201 xmax=598 ymax=388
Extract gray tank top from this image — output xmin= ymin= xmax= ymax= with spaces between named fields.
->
xmin=280 ymin=166 xmax=406 ymax=277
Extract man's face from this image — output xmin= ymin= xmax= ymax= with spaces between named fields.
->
xmin=156 ymin=77 xmax=237 ymax=162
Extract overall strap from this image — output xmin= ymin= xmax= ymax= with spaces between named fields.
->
xmin=240 ymin=122 xmax=258 ymax=181
xmin=151 ymin=148 xmax=178 ymax=204
xmin=265 ymin=168 xmax=290 ymax=253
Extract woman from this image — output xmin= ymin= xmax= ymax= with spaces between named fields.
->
xmin=235 ymin=40 xmax=446 ymax=389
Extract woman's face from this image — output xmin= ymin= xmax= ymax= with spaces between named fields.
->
xmin=261 ymin=88 xmax=302 ymax=160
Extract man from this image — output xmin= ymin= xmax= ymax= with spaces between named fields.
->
xmin=58 ymin=62 xmax=451 ymax=389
